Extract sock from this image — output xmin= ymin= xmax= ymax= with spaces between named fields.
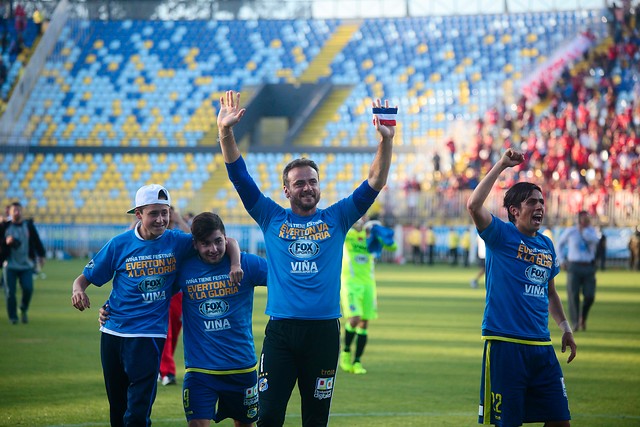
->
xmin=344 ymin=323 xmax=356 ymax=351
xmin=354 ymin=327 xmax=368 ymax=362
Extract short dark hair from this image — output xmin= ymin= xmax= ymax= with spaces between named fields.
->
xmin=503 ymin=182 xmax=542 ymax=223
xmin=282 ymin=158 xmax=319 ymax=187
xmin=10 ymin=201 xmax=22 ymax=208
xmin=191 ymin=212 xmax=226 ymax=242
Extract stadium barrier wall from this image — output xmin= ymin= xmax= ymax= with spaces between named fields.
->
xmin=37 ymin=223 xmax=635 ymax=268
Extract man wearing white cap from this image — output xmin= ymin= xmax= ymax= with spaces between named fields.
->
xmin=71 ymin=184 xmax=242 ymax=427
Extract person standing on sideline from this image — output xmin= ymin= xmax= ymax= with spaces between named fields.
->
xmin=216 ymin=90 xmax=396 ymax=427
xmin=340 ymin=215 xmax=396 ymax=375
xmin=71 ymin=184 xmax=241 ymax=427
xmin=467 ymin=149 xmax=576 ymax=427
xmin=460 ymin=228 xmax=471 ymax=267
xmin=406 ymin=224 xmax=423 ymax=264
xmin=0 ymin=202 xmax=46 ymax=324
xmin=448 ymin=228 xmax=459 ymax=266
xmin=426 ymin=225 xmax=436 ymax=265
xmin=557 ymin=211 xmax=600 ymax=332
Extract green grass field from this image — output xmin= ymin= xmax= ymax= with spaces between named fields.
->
xmin=1 ymin=260 xmax=639 ymax=427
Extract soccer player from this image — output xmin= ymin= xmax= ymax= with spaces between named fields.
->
xmin=71 ymin=184 xmax=241 ymax=427
xmin=467 ymin=149 xmax=577 ymax=427
xmin=340 ymin=216 xmax=396 ymax=375
xmin=216 ymin=90 xmax=396 ymax=426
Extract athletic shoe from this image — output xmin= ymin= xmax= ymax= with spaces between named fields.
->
xmin=351 ymin=362 xmax=367 ymax=375
xmin=161 ymin=374 xmax=176 ymax=386
xmin=470 ymin=279 xmax=478 ymax=289
xmin=339 ymin=351 xmax=353 ymax=373
xmin=20 ymin=311 xmax=28 ymax=324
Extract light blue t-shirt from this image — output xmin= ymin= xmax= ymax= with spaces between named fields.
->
xmin=227 ymin=156 xmax=378 ymax=319
xmin=480 ymin=215 xmax=560 ymax=342
xmin=180 ymin=252 xmax=267 ymax=372
xmin=250 ymin=194 xmax=362 ymax=319
xmin=83 ymin=227 xmax=194 ymax=338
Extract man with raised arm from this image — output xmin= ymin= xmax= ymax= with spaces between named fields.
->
xmin=216 ymin=90 xmax=396 ymax=427
xmin=467 ymin=149 xmax=576 ymax=427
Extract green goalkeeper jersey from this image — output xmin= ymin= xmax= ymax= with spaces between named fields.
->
xmin=341 ymin=228 xmax=376 ymax=287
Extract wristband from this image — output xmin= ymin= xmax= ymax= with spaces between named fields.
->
xmin=559 ymin=320 xmax=572 ymax=334
xmin=372 ymin=107 xmax=398 ymax=126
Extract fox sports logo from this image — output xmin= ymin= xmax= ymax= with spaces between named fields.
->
xmin=525 ymin=264 xmax=549 ymax=284
xmin=199 ymin=299 xmax=230 ymax=318
xmin=138 ymin=276 xmax=166 ymax=292
xmin=288 ymin=239 xmax=320 ymax=259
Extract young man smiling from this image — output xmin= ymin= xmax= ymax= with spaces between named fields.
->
xmin=179 ymin=212 xmax=267 ymax=427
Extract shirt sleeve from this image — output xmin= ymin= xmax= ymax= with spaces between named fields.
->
xmin=352 ymin=180 xmax=380 ymax=215
xmin=225 ymin=155 xmax=262 ymax=211
xmin=243 ymin=253 xmax=268 ymax=288
xmin=83 ymin=239 xmax=117 ymax=286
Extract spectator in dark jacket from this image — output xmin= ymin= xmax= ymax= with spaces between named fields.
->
xmin=0 ymin=202 xmax=46 ymax=324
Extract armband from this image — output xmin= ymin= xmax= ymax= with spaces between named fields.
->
xmin=372 ymin=107 xmax=398 ymax=126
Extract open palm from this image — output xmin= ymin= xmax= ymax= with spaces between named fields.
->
xmin=217 ymin=90 xmax=245 ymax=128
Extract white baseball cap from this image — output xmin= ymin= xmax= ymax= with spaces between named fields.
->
xmin=127 ymin=184 xmax=171 ymax=214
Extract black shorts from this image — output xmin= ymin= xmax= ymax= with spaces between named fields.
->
xmin=257 ymin=318 xmax=340 ymax=427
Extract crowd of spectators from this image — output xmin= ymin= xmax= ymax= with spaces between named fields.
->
xmin=435 ymin=2 xmax=640 ymax=222
xmin=0 ymin=1 xmax=41 ymax=108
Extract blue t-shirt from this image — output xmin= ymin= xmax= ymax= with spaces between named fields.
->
xmin=180 ymin=252 xmax=268 ymax=372
xmin=480 ymin=215 xmax=560 ymax=342
xmin=226 ymin=156 xmax=378 ymax=319
xmin=83 ymin=227 xmax=194 ymax=338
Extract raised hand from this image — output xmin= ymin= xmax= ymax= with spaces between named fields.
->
xmin=217 ymin=90 xmax=246 ymax=129
xmin=500 ymin=148 xmax=525 ymax=168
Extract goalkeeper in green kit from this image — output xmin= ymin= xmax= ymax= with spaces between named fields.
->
xmin=340 ymin=215 xmax=397 ymax=374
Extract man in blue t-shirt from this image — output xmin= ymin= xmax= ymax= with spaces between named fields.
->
xmin=179 ymin=211 xmax=267 ymax=427
xmin=72 ymin=184 xmax=241 ymax=427
xmin=216 ymin=90 xmax=397 ymax=426
xmin=467 ymin=149 xmax=577 ymax=427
